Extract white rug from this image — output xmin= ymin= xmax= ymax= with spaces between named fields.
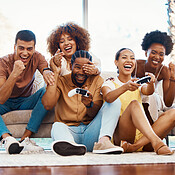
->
xmin=0 ymin=150 xmax=175 ymax=167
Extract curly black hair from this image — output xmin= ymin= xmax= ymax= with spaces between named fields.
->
xmin=141 ymin=30 xmax=173 ymax=55
xmin=47 ymin=22 xmax=90 ymax=56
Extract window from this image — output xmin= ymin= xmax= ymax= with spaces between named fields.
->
xmin=0 ymin=0 xmax=82 ymax=59
xmin=88 ymin=0 xmax=169 ymax=71
xmin=0 ymin=0 xmax=170 ymax=71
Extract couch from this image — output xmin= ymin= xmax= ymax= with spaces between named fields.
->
xmin=2 ymin=71 xmax=174 ymax=139
xmin=1 ymin=71 xmax=117 ymax=138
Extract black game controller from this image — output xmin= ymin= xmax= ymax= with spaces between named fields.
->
xmin=68 ymin=88 xmax=89 ymax=97
xmin=135 ymin=76 xmax=151 ymax=84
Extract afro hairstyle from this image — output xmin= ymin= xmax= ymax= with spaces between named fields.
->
xmin=141 ymin=30 xmax=173 ymax=55
xmin=47 ymin=22 xmax=90 ymax=56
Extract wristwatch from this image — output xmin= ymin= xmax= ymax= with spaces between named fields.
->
xmin=43 ymin=67 xmax=51 ymax=72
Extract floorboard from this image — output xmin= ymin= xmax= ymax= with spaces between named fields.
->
xmin=0 ymin=163 xmax=175 ymax=175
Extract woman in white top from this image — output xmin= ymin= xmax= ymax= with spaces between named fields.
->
xmin=133 ymin=30 xmax=175 ymax=124
xmin=101 ymin=48 xmax=173 ymax=155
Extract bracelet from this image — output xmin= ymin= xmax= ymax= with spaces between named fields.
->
xmin=169 ymin=78 xmax=175 ymax=82
xmin=86 ymin=101 xmax=94 ymax=108
xmin=43 ymin=67 xmax=51 ymax=72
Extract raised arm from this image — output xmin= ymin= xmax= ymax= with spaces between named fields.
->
xmin=41 ymin=58 xmax=61 ymax=110
xmin=81 ymin=75 xmax=104 ymax=119
xmin=82 ymin=53 xmax=101 ymax=76
xmin=140 ymin=73 xmax=155 ymax=96
xmin=162 ymin=64 xmax=175 ymax=107
xmin=36 ymin=53 xmax=55 ymax=86
xmin=81 ymin=90 xmax=102 ymax=119
xmin=41 ymin=76 xmax=60 ymax=110
xmin=0 ymin=60 xmax=25 ymax=104
xmin=102 ymin=79 xmax=140 ymax=103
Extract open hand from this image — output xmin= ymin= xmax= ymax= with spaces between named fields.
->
xmin=43 ymin=70 xmax=55 ymax=86
xmin=83 ymin=61 xmax=98 ymax=75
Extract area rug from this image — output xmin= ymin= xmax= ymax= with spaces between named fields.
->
xmin=0 ymin=150 xmax=175 ymax=167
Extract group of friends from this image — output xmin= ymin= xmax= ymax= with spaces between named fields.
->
xmin=0 ymin=22 xmax=175 ymax=156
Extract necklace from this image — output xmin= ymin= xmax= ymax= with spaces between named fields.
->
xmin=144 ymin=62 xmax=163 ymax=80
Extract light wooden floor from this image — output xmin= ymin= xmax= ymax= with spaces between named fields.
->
xmin=0 ymin=163 xmax=175 ymax=175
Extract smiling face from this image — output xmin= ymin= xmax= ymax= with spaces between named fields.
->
xmin=59 ymin=33 xmax=77 ymax=60
xmin=71 ymin=57 xmax=89 ymax=87
xmin=115 ymin=49 xmax=136 ymax=77
xmin=14 ymin=39 xmax=35 ymax=66
xmin=146 ymin=43 xmax=165 ymax=68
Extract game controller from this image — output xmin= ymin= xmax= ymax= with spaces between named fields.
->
xmin=135 ymin=76 xmax=151 ymax=84
xmin=68 ymin=88 xmax=89 ymax=97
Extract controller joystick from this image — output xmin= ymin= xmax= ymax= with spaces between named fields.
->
xmin=135 ymin=76 xmax=151 ymax=84
xmin=68 ymin=88 xmax=89 ymax=97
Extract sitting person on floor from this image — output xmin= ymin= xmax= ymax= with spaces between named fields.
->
xmin=0 ymin=30 xmax=54 ymax=154
xmin=132 ymin=30 xmax=175 ymax=125
xmin=42 ymin=50 xmax=123 ymax=156
xmin=101 ymin=48 xmax=173 ymax=155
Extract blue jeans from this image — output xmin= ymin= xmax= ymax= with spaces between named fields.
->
xmin=51 ymin=99 xmax=121 ymax=152
xmin=0 ymin=87 xmax=48 ymax=138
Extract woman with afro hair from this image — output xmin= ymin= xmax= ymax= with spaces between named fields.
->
xmin=47 ymin=22 xmax=101 ymax=76
xmin=128 ymin=30 xmax=175 ymax=151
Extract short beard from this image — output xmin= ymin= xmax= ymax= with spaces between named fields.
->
xmin=71 ymin=74 xmax=88 ymax=87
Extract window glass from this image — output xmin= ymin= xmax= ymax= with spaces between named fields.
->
xmin=0 ymin=0 xmax=170 ymax=71
xmin=89 ymin=0 xmax=168 ymax=71
xmin=0 ymin=0 xmax=82 ymax=59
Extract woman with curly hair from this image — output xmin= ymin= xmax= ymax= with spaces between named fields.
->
xmin=47 ymin=22 xmax=100 ymax=76
xmin=131 ymin=30 xmax=175 ymax=150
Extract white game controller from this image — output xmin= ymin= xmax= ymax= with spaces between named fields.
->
xmin=68 ymin=88 xmax=89 ymax=97
xmin=135 ymin=76 xmax=151 ymax=84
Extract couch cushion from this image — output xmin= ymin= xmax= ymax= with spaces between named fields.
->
xmin=101 ymin=71 xmax=117 ymax=80
xmin=2 ymin=110 xmax=55 ymax=125
xmin=6 ymin=124 xmax=52 ymax=138
xmin=2 ymin=71 xmax=118 ymax=138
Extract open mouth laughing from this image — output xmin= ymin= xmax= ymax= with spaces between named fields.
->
xmin=152 ymin=60 xmax=160 ymax=65
xmin=64 ymin=46 xmax=72 ymax=53
xmin=75 ymin=74 xmax=87 ymax=82
xmin=124 ymin=64 xmax=133 ymax=71
xmin=20 ymin=56 xmax=29 ymax=64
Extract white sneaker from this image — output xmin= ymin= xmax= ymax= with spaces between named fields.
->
xmin=52 ymin=140 xmax=87 ymax=156
xmin=93 ymin=140 xmax=124 ymax=154
xmin=2 ymin=136 xmax=24 ymax=154
xmin=20 ymin=137 xmax=44 ymax=153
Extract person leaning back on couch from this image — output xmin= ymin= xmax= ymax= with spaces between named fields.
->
xmin=42 ymin=50 xmax=124 ymax=156
xmin=0 ymin=30 xmax=55 ymax=154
